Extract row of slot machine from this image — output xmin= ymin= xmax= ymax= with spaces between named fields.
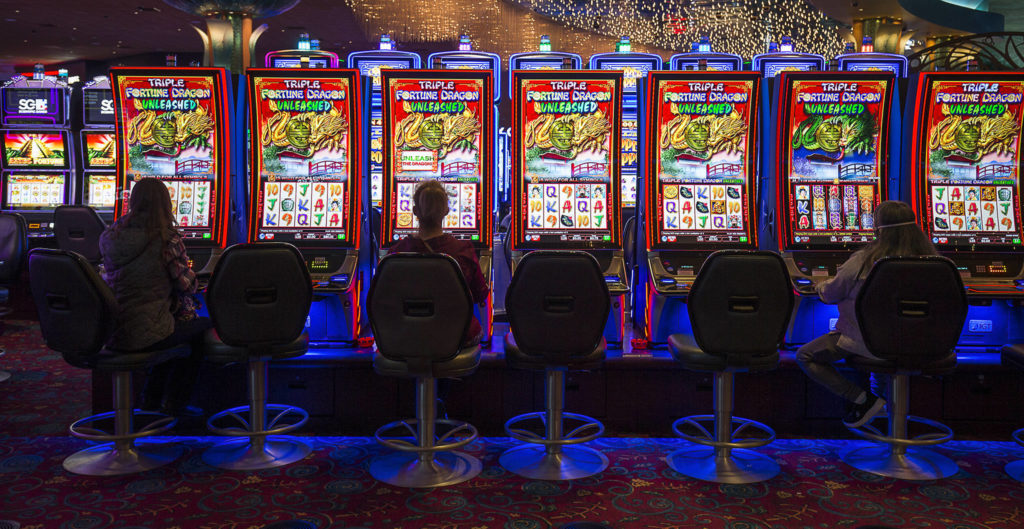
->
xmin=3 ymin=34 xmax=1021 ymax=352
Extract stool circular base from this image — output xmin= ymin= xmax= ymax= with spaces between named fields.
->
xmin=369 ymin=450 xmax=481 ymax=488
xmin=842 ymin=445 xmax=959 ymax=480
xmin=0 ymin=370 xmax=10 ymax=382
xmin=62 ymin=440 xmax=183 ymax=476
xmin=499 ymin=444 xmax=609 ymax=480
xmin=202 ymin=436 xmax=311 ymax=470
xmin=1005 ymin=460 xmax=1024 ymax=482
xmin=667 ymin=446 xmax=779 ymax=484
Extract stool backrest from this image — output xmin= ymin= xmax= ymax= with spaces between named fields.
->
xmin=0 ymin=212 xmax=27 ymax=283
xmin=28 ymin=248 xmax=115 ymax=367
xmin=368 ymin=253 xmax=473 ymax=372
xmin=506 ymin=250 xmax=610 ymax=362
xmin=54 ymin=206 xmax=106 ymax=263
xmin=687 ymin=250 xmax=793 ymax=358
xmin=206 ymin=243 xmax=312 ymax=348
xmin=856 ymin=256 xmax=966 ymax=366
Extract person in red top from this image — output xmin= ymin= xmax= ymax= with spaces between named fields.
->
xmin=388 ymin=180 xmax=489 ymax=345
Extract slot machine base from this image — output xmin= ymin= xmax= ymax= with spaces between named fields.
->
xmin=307 ymin=251 xmax=361 ymax=345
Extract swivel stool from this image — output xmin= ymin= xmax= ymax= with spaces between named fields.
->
xmin=29 ymin=248 xmax=186 ymax=475
xmin=999 ymin=344 xmax=1024 ymax=482
xmin=202 ymin=243 xmax=313 ymax=470
xmin=502 ymin=250 xmax=610 ymax=480
xmin=367 ymin=253 xmax=483 ymax=487
xmin=842 ymin=256 xmax=967 ymax=480
xmin=666 ymin=250 xmax=793 ymax=484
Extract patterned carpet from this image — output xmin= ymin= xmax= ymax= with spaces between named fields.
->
xmin=2 ymin=321 xmax=1024 ymax=529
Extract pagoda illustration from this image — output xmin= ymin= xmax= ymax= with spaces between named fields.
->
xmin=18 ymin=135 xmax=55 ymax=160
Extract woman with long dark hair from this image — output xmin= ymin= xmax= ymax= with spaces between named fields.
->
xmin=100 ymin=178 xmax=211 ymax=416
xmin=796 ymin=201 xmax=937 ymax=427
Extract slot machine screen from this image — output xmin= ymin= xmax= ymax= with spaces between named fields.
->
xmin=647 ymin=73 xmax=760 ymax=250
xmin=914 ymin=74 xmax=1024 ymax=249
xmin=2 ymin=87 xmax=67 ymax=126
xmin=754 ymin=57 xmax=825 ymax=79
xmin=778 ymin=73 xmax=894 ymax=249
xmin=247 ymin=69 xmax=362 ymax=247
xmin=2 ymin=131 xmax=70 ymax=170
xmin=84 ymin=173 xmax=117 ymax=208
xmin=594 ymin=58 xmax=659 ymax=208
xmin=840 ymin=58 xmax=907 ymax=78
xmin=352 ymin=57 xmax=418 ymax=205
xmin=111 ymin=68 xmax=229 ymax=244
xmin=381 ymin=70 xmax=493 ymax=248
xmin=81 ymin=130 xmax=116 ymax=169
xmin=512 ymin=71 xmax=622 ymax=249
xmin=82 ymin=87 xmax=116 ymax=125
xmin=2 ymin=172 xmax=66 ymax=209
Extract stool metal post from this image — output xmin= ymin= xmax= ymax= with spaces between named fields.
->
xmin=63 ymin=371 xmax=183 ymax=476
xmin=545 ymin=368 xmax=564 ymax=456
xmin=713 ymin=372 xmax=733 ymax=461
xmin=203 ymin=359 xmax=312 ymax=470
xmin=842 ymin=374 xmax=959 ymax=480
xmin=417 ymin=377 xmax=437 ymax=463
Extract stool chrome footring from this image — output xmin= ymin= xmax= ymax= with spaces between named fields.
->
xmin=667 ymin=446 xmax=780 ymax=484
xmin=370 ymin=450 xmax=482 ymax=488
xmin=842 ymin=445 xmax=959 ymax=480
xmin=64 ymin=440 xmax=184 ymax=476
xmin=202 ymin=436 xmax=312 ymax=470
xmin=499 ymin=444 xmax=608 ymax=480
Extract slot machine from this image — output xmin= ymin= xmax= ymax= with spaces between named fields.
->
xmin=380 ymin=69 xmax=495 ymax=341
xmin=669 ymin=36 xmax=743 ymax=72
xmin=751 ymin=36 xmax=827 ymax=80
xmin=427 ymin=35 xmax=502 ymax=212
xmin=264 ymin=33 xmax=340 ymax=69
xmin=347 ymin=35 xmax=421 ymax=213
xmin=906 ymin=71 xmax=1024 ymax=347
xmin=247 ymin=68 xmax=363 ymax=344
xmin=77 ymin=76 xmax=117 ymax=222
xmin=0 ymin=71 xmax=74 ymax=239
xmin=110 ymin=67 xmax=233 ymax=275
xmin=636 ymin=71 xmax=762 ymax=344
xmin=767 ymin=71 xmax=899 ymax=344
xmin=589 ymin=36 xmax=662 ymax=219
xmin=510 ymin=70 xmax=629 ymax=345
xmin=509 ymin=35 xmax=583 ymax=99
xmin=836 ymin=37 xmax=909 ymax=79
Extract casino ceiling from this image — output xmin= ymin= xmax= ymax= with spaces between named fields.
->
xmin=1 ymin=0 xmax=1021 ymax=74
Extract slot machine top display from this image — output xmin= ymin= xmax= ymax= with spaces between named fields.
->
xmin=1 ymin=75 xmax=71 ymax=127
xmin=836 ymin=37 xmax=908 ymax=78
xmin=380 ymin=69 xmax=493 ymax=250
xmin=752 ymin=37 xmax=826 ymax=79
xmin=670 ymin=37 xmax=744 ymax=71
xmin=910 ymin=71 xmax=1024 ymax=252
xmin=428 ymin=36 xmax=502 ymax=102
xmin=508 ymin=35 xmax=584 ymax=101
xmin=645 ymin=71 xmax=761 ymax=251
xmin=109 ymin=67 xmax=231 ymax=247
xmin=82 ymin=77 xmax=116 ymax=127
xmin=511 ymin=70 xmax=623 ymax=250
xmin=246 ymin=68 xmax=362 ymax=248
xmin=775 ymin=71 xmax=896 ymax=251
xmin=589 ymin=36 xmax=662 ymax=209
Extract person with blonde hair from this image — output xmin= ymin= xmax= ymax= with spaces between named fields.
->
xmin=388 ymin=179 xmax=489 ymax=345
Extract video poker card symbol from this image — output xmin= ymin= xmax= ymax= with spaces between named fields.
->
xmin=798 ymin=215 xmax=810 ymax=229
xmin=797 ymin=201 xmax=810 ymax=215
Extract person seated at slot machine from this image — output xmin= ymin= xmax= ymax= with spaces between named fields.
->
xmin=796 ymin=201 xmax=937 ymax=428
xmin=100 ymin=178 xmax=211 ymax=417
xmin=389 ymin=179 xmax=489 ymax=346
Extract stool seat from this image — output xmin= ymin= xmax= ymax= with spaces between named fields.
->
xmin=504 ymin=333 xmax=605 ymax=371
xmin=203 ymin=329 xmax=308 ymax=364
xmin=847 ymin=351 xmax=956 ymax=376
xmin=668 ymin=334 xmax=778 ymax=373
xmin=1002 ymin=344 xmax=1024 ymax=371
xmin=374 ymin=344 xmax=481 ymax=379
xmin=93 ymin=345 xmax=190 ymax=372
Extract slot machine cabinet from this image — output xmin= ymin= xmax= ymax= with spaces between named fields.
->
xmin=264 ymin=35 xmax=340 ymax=69
xmin=77 ymin=77 xmax=117 ymax=223
xmin=769 ymin=71 xmax=898 ymax=345
xmin=670 ymin=37 xmax=744 ymax=72
xmin=636 ymin=72 xmax=762 ymax=344
xmin=589 ymin=37 xmax=662 ymax=219
xmin=510 ymin=70 xmax=629 ymax=345
xmin=110 ymin=67 xmax=233 ymax=275
xmin=247 ymin=68 xmax=363 ymax=344
xmin=907 ymin=71 xmax=1024 ymax=347
xmin=508 ymin=35 xmax=584 ymax=99
xmin=347 ymin=35 xmax=422 ymax=214
xmin=380 ymin=69 xmax=495 ymax=342
xmin=0 ymin=74 xmax=74 ymax=239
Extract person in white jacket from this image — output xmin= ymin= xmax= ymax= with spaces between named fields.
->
xmin=796 ymin=201 xmax=937 ymax=428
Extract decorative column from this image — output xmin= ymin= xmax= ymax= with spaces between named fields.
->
xmin=162 ymin=0 xmax=301 ymax=72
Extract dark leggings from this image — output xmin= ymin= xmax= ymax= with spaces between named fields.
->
xmin=141 ymin=317 xmax=212 ymax=410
